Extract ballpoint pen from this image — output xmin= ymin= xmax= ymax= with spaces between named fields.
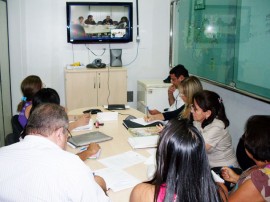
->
xmin=146 ymin=106 xmax=150 ymax=118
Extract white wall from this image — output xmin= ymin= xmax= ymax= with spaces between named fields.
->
xmin=7 ymin=0 xmax=270 ymax=149
xmin=202 ymin=81 xmax=270 ymax=148
xmin=7 ymin=0 xmax=170 ymax=113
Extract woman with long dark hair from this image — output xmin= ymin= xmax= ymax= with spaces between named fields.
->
xmin=130 ymin=119 xmax=227 ymax=202
xmin=191 ymin=90 xmax=239 ymax=168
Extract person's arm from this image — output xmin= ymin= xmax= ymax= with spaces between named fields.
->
xmin=221 ymin=167 xmax=240 ymax=183
xmin=148 ymin=109 xmax=161 ymax=115
xmin=94 ymin=175 xmax=108 ymax=194
xmin=228 ymin=179 xmax=264 ymax=202
xmin=130 ymin=183 xmax=155 ymax=202
xmin=162 ymin=105 xmax=184 ymax=121
xmin=25 ymin=105 xmax=32 ymax=119
xmin=217 ymin=182 xmax=228 ymax=202
xmin=76 ymin=143 xmax=100 ymax=161
xmin=68 ymin=113 xmax=91 ymax=131
xmin=205 ymin=143 xmax=212 ymax=151
xmin=168 ymin=85 xmax=176 ymax=106
xmin=144 ymin=113 xmax=165 ymax=122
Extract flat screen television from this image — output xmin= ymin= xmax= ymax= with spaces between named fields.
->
xmin=66 ymin=2 xmax=133 ymax=44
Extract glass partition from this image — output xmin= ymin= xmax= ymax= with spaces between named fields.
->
xmin=174 ymin=0 xmax=270 ymax=102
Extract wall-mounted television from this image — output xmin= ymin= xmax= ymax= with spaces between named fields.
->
xmin=66 ymin=2 xmax=133 ymax=44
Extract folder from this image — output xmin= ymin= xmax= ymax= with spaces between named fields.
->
xmin=123 ymin=119 xmax=163 ymax=129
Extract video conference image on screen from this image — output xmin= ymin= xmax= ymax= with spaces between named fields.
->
xmin=68 ymin=4 xmax=131 ymax=42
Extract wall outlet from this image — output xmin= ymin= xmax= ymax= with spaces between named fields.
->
xmin=127 ymin=91 xmax=133 ymax=102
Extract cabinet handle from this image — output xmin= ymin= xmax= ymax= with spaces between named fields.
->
xmin=98 ymin=77 xmax=101 ymax=88
xmin=94 ymin=77 xmax=96 ymax=88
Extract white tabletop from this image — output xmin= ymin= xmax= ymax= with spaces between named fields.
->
xmin=67 ymin=107 xmax=151 ymax=202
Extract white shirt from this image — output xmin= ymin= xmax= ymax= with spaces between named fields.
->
xmin=168 ymin=89 xmax=184 ymax=111
xmin=193 ymin=119 xmax=239 ymax=168
xmin=0 ymin=135 xmax=110 ymax=202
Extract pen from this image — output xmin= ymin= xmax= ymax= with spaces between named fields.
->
xmin=146 ymin=106 xmax=150 ymax=117
xmin=80 ymin=147 xmax=87 ymax=151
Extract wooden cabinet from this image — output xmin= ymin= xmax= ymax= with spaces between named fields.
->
xmin=65 ymin=68 xmax=127 ymax=110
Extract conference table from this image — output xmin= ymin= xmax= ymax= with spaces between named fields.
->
xmin=83 ymin=24 xmax=116 ymax=35
xmin=67 ymin=107 xmax=153 ymax=202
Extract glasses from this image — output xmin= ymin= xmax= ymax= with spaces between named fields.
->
xmin=65 ymin=128 xmax=73 ymax=139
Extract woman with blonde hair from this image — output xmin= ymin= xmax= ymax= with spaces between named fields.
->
xmin=145 ymin=76 xmax=203 ymax=122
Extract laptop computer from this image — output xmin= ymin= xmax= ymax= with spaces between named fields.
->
xmin=68 ymin=131 xmax=113 ymax=148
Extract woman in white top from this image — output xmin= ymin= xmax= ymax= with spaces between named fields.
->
xmin=191 ymin=90 xmax=239 ymax=168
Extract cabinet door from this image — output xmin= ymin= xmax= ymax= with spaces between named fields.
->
xmin=65 ymin=72 xmax=98 ymax=110
xmin=97 ymin=70 xmax=127 ymax=105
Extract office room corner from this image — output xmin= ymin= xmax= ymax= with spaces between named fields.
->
xmin=1 ymin=0 xmax=270 ymax=201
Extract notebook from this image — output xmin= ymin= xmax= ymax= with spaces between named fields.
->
xmin=128 ymin=135 xmax=159 ymax=149
xmin=68 ymin=131 xmax=113 ymax=148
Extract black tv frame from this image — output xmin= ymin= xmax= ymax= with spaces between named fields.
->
xmin=66 ymin=2 xmax=133 ymax=44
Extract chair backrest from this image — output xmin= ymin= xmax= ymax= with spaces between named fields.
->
xmin=5 ymin=115 xmax=23 ymax=146
xmin=11 ymin=115 xmax=23 ymax=143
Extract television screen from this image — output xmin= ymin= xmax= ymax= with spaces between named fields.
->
xmin=66 ymin=2 xmax=133 ymax=44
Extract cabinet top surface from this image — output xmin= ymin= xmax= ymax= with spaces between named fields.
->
xmin=137 ymin=79 xmax=171 ymax=88
xmin=65 ymin=67 xmax=127 ymax=73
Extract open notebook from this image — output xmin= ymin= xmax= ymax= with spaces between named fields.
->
xmin=68 ymin=131 xmax=113 ymax=148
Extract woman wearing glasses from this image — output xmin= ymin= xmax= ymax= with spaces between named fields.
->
xmin=191 ymin=90 xmax=240 ymax=191
xmin=191 ymin=90 xmax=238 ymax=169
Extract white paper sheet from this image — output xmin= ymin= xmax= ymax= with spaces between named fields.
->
xmin=98 ymin=151 xmax=147 ymax=169
xmin=71 ymin=119 xmax=93 ymax=131
xmin=94 ymin=168 xmax=140 ymax=192
xmin=211 ymin=170 xmax=225 ymax=183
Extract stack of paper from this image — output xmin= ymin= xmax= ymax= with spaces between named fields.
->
xmin=96 ymin=112 xmax=118 ymax=122
xmin=128 ymin=135 xmax=159 ymax=149
xmin=72 ymin=119 xmax=93 ymax=131
xmin=128 ymin=127 xmax=160 ymax=137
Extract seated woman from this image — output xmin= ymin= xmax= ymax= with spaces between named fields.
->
xmin=17 ymin=75 xmax=43 ymax=128
xmin=145 ymin=76 xmax=203 ymax=122
xmin=130 ymin=118 xmax=227 ymax=202
xmin=25 ymin=88 xmax=98 ymax=161
xmin=191 ymin=90 xmax=239 ymax=169
xmin=29 ymin=88 xmax=90 ymax=131
xmin=221 ymin=115 xmax=270 ymax=201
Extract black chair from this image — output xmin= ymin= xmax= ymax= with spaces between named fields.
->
xmin=5 ymin=115 xmax=23 ymax=145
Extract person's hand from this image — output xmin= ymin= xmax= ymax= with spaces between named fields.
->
xmin=77 ymin=143 xmax=101 ymax=161
xmin=148 ymin=109 xmax=161 ymax=115
xmin=85 ymin=143 xmax=100 ymax=156
xmin=75 ymin=113 xmax=91 ymax=127
xmin=221 ymin=167 xmax=240 ymax=184
xmin=144 ymin=115 xmax=156 ymax=122
xmin=168 ymin=85 xmax=176 ymax=96
xmin=156 ymin=124 xmax=164 ymax=133
xmin=144 ymin=114 xmax=164 ymax=122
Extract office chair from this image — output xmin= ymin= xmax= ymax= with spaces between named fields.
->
xmin=6 ymin=115 xmax=23 ymax=145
